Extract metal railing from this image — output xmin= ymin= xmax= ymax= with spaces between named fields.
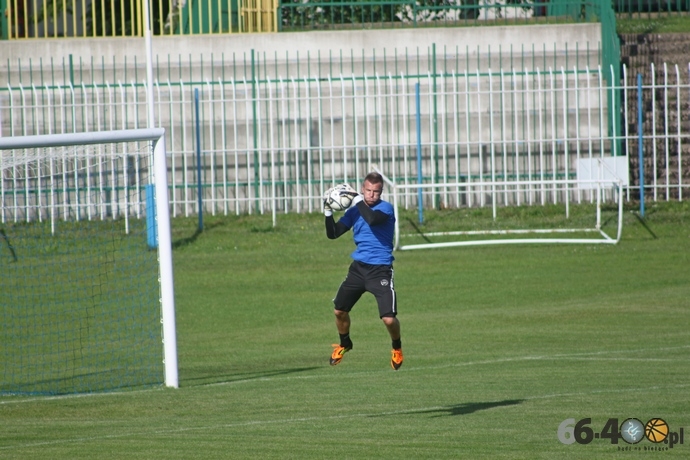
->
xmin=0 ymin=0 xmax=622 ymax=155
xmin=0 ymin=0 xmax=278 ymax=38
xmin=1 ymin=0 xmax=618 ymax=39
xmin=2 ymin=55 xmax=687 ymax=221
xmin=613 ymin=0 xmax=690 ymax=16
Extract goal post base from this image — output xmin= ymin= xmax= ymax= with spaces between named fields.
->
xmin=399 ymin=236 xmax=620 ymax=251
xmin=374 ymin=167 xmax=625 ymax=251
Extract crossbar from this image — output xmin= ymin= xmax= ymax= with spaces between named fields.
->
xmin=0 ymin=129 xmax=166 ymax=150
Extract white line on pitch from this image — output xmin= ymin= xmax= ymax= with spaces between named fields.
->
xmin=2 ymin=382 xmax=690 ymax=452
xmin=2 ymin=345 xmax=688 ymax=404
xmin=203 ymin=344 xmax=690 ymax=386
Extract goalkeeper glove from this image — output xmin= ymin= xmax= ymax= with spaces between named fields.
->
xmin=323 ymin=187 xmax=334 ymax=217
xmin=335 ymin=183 xmax=356 ymax=193
xmin=351 ymin=194 xmax=364 ymax=206
xmin=335 ymin=183 xmax=360 ymax=207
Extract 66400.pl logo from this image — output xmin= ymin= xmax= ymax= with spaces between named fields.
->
xmin=558 ymin=418 xmax=685 ymax=448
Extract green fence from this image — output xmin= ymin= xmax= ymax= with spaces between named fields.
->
xmin=2 ymin=0 xmax=621 ymax=39
xmin=613 ymin=0 xmax=690 ymax=15
xmin=0 ymin=0 xmax=245 ymax=39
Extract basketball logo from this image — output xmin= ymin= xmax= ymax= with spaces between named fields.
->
xmin=645 ymin=418 xmax=669 ymax=443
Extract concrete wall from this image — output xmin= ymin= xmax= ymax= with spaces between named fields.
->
xmin=5 ymin=25 xmax=600 ymax=61
xmin=2 ymin=24 xmax=602 ymax=83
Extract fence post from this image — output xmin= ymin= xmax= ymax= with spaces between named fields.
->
xmin=637 ymin=73 xmax=644 ymax=218
xmin=415 ymin=82 xmax=423 ymax=224
xmin=0 ymin=0 xmax=8 ymax=40
xmin=195 ymin=88 xmax=204 ymax=231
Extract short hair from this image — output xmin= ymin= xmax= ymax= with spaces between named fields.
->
xmin=364 ymin=172 xmax=384 ymax=187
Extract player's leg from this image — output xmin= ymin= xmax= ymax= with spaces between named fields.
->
xmin=383 ymin=315 xmax=403 ymax=370
xmin=366 ymin=265 xmax=403 ymax=370
xmin=334 ymin=309 xmax=351 ymax=341
xmin=382 ymin=315 xmax=401 ymax=342
xmin=330 ymin=309 xmax=353 ymax=365
xmin=330 ymin=262 xmax=365 ymax=365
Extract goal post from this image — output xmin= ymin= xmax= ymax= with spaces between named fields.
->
xmin=0 ymin=128 xmax=178 ymax=394
xmin=375 ymin=162 xmax=625 ymax=251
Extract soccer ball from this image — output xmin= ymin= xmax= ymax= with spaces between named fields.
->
xmin=325 ymin=184 xmax=359 ymax=211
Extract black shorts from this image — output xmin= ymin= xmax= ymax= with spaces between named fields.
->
xmin=333 ymin=260 xmax=397 ymax=318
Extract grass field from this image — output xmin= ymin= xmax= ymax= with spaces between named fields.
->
xmin=1 ymin=200 xmax=689 ymax=459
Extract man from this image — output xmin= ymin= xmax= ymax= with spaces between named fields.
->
xmin=324 ymin=172 xmax=403 ymax=370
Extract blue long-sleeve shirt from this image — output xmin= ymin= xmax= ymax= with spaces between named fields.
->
xmin=326 ymin=200 xmax=395 ymax=265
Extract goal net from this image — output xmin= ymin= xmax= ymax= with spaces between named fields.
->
xmin=0 ymin=129 xmax=178 ymax=395
xmin=376 ymin=159 xmax=626 ymax=251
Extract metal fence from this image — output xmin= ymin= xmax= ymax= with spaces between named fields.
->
xmin=1 ymin=0 xmax=631 ymax=39
xmin=1 ymin=54 xmax=688 ymax=222
xmin=0 ymin=0 xmax=623 ymax=119
xmin=0 ymin=0 xmax=277 ymax=38
xmin=5 ymin=0 xmax=686 ymax=40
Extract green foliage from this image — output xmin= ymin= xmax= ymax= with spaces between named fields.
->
xmin=1 ymin=201 xmax=689 ymax=458
xmin=280 ymin=0 xmax=404 ymax=29
xmin=279 ymin=0 xmax=538 ymax=30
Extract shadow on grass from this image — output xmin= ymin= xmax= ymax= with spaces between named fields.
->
xmin=406 ymin=218 xmax=433 ymax=244
xmin=172 ymin=220 xmax=225 ymax=249
xmin=426 ymin=399 xmax=525 ymax=417
xmin=372 ymin=399 xmax=525 ymax=418
xmin=183 ymin=366 xmax=321 ymax=387
xmin=632 ymin=212 xmax=658 ymax=239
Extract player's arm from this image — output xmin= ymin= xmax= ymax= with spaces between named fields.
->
xmin=324 ymin=193 xmax=350 ymax=239
xmin=325 ymin=214 xmax=349 ymax=239
xmin=352 ymin=196 xmax=389 ymax=226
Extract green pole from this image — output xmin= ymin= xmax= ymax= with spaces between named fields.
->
xmin=69 ymin=54 xmax=74 ymax=87
xmin=0 ymin=0 xmax=8 ymax=40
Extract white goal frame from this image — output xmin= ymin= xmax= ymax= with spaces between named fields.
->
xmin=376 ymin=163 xmax=625 ymax=251
xmin=0 ymin=128 xmax=178 ymax=389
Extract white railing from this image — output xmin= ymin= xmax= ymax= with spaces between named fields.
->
xmin=1 ymin=63 xmax=688 ymax=222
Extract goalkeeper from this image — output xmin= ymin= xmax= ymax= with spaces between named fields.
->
xmin=324 ymin=172 xmax=403 ymax=370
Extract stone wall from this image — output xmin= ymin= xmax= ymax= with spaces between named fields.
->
xmin=620 ymin=33 xmax=690 ymax=198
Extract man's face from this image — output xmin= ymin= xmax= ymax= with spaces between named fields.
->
xmin=361 ymin=180 xmax=383 ymax=207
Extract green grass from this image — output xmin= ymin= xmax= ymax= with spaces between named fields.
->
xmin=1 ymin=200 xmax=689 ymax=458
xmin=617 ymin=14 xmax=690 ymax=33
